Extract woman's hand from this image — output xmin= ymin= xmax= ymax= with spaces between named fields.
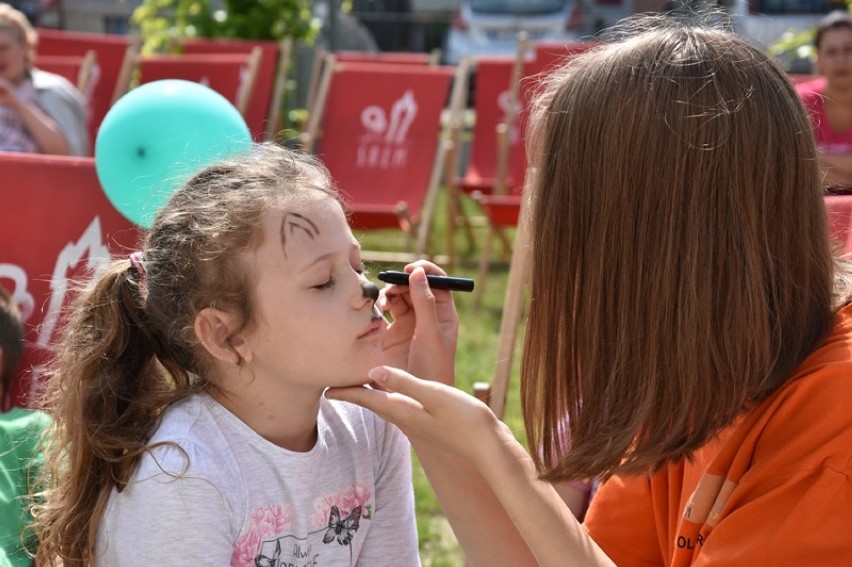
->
xmin=0 ymin=77 xmax=22 ymax=109
xmin=327 ymin=365 xmax=507 ymax=465
xmin=379 ymin=261 xmax=458 ymax=385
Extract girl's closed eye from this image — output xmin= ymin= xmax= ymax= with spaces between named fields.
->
xmin=314 ymin=276 xmax=335 ymax=290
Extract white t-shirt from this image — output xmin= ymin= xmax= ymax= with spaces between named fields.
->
xmin=95 ymin=394 xmax=420 ymax=566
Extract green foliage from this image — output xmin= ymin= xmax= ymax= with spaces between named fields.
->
xmin=131 ymin=0 xmax=320 ymax=54
xmin=768 ymin=28 xmax=816 ymax=72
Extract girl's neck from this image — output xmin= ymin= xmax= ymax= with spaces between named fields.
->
xmin=211 ymin=383 xmax=323 ymax=452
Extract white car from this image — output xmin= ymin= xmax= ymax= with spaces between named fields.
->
xmin=444 ymin=0 xmax=586 ymax=64
xmin=728 ymin=0 xmax=833 ymax=50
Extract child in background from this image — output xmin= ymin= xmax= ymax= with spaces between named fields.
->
xmin=33 ymin=143 xmax=457 ymax=566
xmin=0 ymin=285 xmax=50 ymax=566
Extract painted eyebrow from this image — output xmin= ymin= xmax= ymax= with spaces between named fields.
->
xmin=279 ymin=212 xmax=320 ymax=257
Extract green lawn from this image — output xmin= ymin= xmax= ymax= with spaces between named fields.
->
xmin=357 ymin=193 xmax=528 ymax=566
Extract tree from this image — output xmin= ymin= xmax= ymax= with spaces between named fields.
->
xmin=131 ymin=0 xmax=319 ymax=54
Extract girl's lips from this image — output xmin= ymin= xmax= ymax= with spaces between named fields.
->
xmin=358 ymin=319 xmax=384 ymax=339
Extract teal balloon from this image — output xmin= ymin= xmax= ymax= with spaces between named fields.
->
xmin=95 ymin=79 xmax=252 ymax=228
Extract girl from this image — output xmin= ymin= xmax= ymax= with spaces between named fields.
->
xmin=328 ymin=16 xmax=852 ymax=566
xmin=33 ymin=143 xmax=457 ymax=566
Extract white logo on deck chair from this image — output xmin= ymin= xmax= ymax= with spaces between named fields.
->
xmin=357 ymin=90 xmax=418 ymax=170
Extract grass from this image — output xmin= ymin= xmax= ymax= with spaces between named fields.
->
xmin=357 ymin=191 xmax=528 ymax=566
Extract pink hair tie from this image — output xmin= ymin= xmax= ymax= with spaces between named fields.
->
xmin=129 ymin=251 xmax=147 ymax=289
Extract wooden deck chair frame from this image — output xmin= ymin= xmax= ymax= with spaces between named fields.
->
xmin=303 ymin=56 xmax=470 ymax=264
xmin=111 ymin=34 xmax=142 ymax=104
xmin=264 ymin=37 xmax=294 ymax=142
xmin=35 ymin=49 xmax=97 ymax=96
xmin=472 ymin=170 xmax=534 ymax=420
xmin=113 ymin=47 xmax=262 ymax=117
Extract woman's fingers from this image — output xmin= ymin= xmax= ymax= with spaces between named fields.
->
xmin=327 ymin=366 xmax=494 ymax=454
xmin=335 ymin=366 xmax=443 ymax=411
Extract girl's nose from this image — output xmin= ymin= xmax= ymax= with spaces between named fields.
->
xmin=361 ymin=280 xmax=379 ymax=303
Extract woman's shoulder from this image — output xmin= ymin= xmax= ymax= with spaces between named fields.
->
xmin=30 ymin=68 xmax=77 ymax=92
xmin=750 ymin=312 xmax=852 ymax=474
xmin=0 ymin=406 xmax=50 ymax=431
xmin=794 ymin=76 xmax=827 ymax=111
xmin=30 ymin=68 xmax=86 ymax=106
xmin=794 ymin=76 xmax=827 ymax=97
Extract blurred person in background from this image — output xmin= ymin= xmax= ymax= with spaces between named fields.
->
xmin=0 ymin=284 xmax=51 ymax=567
xmin=797 ymin=10 xmax=852 ymax=192
xmin=0 ymin=3 xmax=87 ymax=156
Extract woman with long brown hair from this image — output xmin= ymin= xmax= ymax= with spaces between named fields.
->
xmin=329 ymin=16 xmax=852 ymax=566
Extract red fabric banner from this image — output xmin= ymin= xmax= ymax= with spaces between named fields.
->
xmin=461 ymin=57 xmax=528 ymax=196
xmin=182 ymin=38 xmax=280 ymax=141
xmin=0 ymin=152 xmax=141 ymax=410
xmin=528 ymin=40 xmax=602 ymax=79
xmin=316 ymin=63 xmax=454 ymax=230
xmin=137 ymin=54 xmax=249 ymax=108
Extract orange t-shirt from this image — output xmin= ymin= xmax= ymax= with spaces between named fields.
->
xmin=584 ymin=305 xmax=852 ymax=566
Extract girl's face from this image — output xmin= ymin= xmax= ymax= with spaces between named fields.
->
xmin=0 ymin=29 xmax=27 ymax=84
xmin=240 ymin=195 xmax=385 ymax=391
xmin=818 ymin=27 xmax=852 ymax=88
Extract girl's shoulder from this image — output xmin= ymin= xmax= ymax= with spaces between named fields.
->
xmin=138 ymin=395 xmax=241 ymax=478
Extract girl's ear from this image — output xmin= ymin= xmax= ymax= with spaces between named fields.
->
xmin=194 ymin=308 xmax=253 ymax=365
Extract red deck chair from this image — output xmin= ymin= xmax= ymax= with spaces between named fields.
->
xmin=468 ymin=38 xmax=601 ymax=302
xmin=34 ymin=50 xmax=98 ymax=98
xmin=114 ymin=49 xmax=262 ymax=119
xmin=456 ymin=56 xmax=528 ymax=198
xmin=334 ymin=50 xmax=440 ymax=65
xmin=446 ymin=55 xmax=529 ymax=274
xmin=527 ymin=39 xmax=602 ymax=80
xmin=0 ymin=152 xmax=141 ymax=410
xmin=35 ymin=28 xmax=139 ymax=155
xmin=180 ymin=37 xmax=291 ymax=142
xmin=824 ymin=195 xmax=852 ymax=255
xmin=303 ymin=49 xmax=440 ymax=137
xmin=303 ymin=59 xmax=466 ymax=262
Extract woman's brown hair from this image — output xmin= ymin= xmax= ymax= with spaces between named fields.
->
xmin=522 ymin=20 xmax=852 ymax=482
xmin=33 ymin=144 xmax=339 ymax=566
xmin=0 ymin=3 xmax=37 ymax=67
